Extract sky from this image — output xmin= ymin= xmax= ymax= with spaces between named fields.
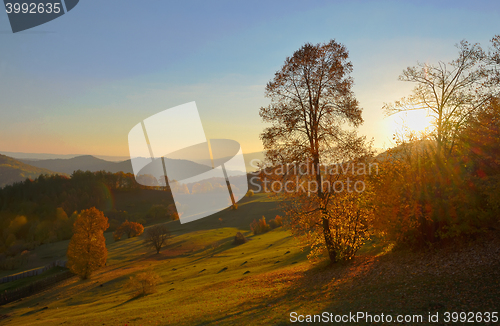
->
xmin=0 ymin=0 xmax=499 ymax=158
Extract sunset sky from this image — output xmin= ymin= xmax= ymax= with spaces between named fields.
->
xmin=0 ymin=0 xmax=499 ymax=158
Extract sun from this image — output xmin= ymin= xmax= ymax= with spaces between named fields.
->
xmin=393 ymin=110 xmax=433 ymax=134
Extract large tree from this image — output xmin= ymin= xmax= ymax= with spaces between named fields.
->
xmin=259 ymin=40 xmax=371 ymax=263
xmin=67 ymin=207 xmax=109 ymax=279
xmin=383 ymin=40 xmax=500 ymax=155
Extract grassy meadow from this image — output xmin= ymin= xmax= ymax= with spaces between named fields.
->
xmin=0 ymin=193 xmax=499 ymax=325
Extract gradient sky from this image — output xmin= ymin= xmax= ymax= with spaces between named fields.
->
xmin=0 ymin=0 xmax=499 ymax=157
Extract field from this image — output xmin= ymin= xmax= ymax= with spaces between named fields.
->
xmin=0 ymin=193 xmax=499 ymax=325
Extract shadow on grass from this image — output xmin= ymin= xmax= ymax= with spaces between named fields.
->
xmin=190 ymin=255 xmax=378 ymax=325
xmin=20 ymin=306 xmax=49 ymax=317
xmin=112 ymin=293 xmax=145 ymax=309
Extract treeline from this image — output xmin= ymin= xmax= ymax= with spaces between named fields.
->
xmin=0 ymin=170 xmax=174 ymax=269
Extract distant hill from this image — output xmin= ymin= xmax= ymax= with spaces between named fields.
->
xmin=1 ymin=151 xmax=129 ymax=161
xmin=20 ymin=155 xmax=247 ymax=181
xmin=20 ymin=155 xmax=126 ymax=175
xmin=0 ymin=154 xmax=62 ymax=188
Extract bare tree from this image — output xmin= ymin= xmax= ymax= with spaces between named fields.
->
xmin=383 ymin=40 xmax=500 ymax=155
xmin=143 ymin=224 xmax=170 ymax=254
xmin=487 ymin=35 xmax=500 ymax=85
xmin=259 ymin=40 xmax=371 ymax=263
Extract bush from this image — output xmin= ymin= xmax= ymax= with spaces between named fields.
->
xmin=250 ymin=216 xmax=270 ymax=235
xmin=233 ymin=232 xmax=248 ymax=245
xmin=268 ymin=215 xmax=283 ymax=229
xmin=231 ymin=204 xmax=238 ymax=210
xmin=113 ymin=221 xmax=144 ymax=241
xmin=124 ymin=271 xmax=161 ymax=296
xmin=246 ymin=189 xmax=254 ymax=197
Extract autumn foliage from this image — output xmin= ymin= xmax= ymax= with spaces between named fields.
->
xmin=67 ymin=207 xmax=109 ymax=279
xmin=113 ymin=221 xmax=144 ymax=241
xmin=372 ymin=99 xmax=500 ymax=248
xmin=250 ymin=216 xmax=270 ymax=235
xmin=125 ymin=270 xmax=162 ymax=297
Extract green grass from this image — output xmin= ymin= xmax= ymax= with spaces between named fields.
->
xmin=0 ymin=193 xmax=498 ymax=325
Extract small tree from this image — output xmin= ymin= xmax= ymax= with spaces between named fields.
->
xmin=113 ymin=221 xmax=144 ymax=241
xmin=67 ymin=207 xmax=109 ymax=279
xmin=144 ymin=224 xmax=170 ymax=254
xmin=124 ymin=270 xmax=162 ymax=296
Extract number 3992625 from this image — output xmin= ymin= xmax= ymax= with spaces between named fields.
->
xmin=5 ymin=2 xmax=61 ymax=14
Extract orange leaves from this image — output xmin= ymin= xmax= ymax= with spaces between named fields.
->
xmin=250 ymin=216 xmax=270 ymax=235
xmin=67 ymin=207 xmax=109 ymax=279
xmin=113 ymin=220 xmax=144 ymax=241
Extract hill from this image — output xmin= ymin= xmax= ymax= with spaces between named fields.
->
xmin=20 ymin=155 xmax=129 ymax=175
xmin=21 ymin=154 xmax=252 ymax=178
xmin=0 ymin=194 xmax=498 ymax=325
xmin=0 ymin=154 xmax=62 ymax=188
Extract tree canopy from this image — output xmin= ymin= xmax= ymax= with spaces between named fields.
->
xmin=67 ymin=207 xmax=109 ymax=279
xmin=259 ymin=40 xmax=373 ymax=263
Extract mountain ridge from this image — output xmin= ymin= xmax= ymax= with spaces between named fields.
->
xmin=0 ymin=154 xmax=63 ymax=188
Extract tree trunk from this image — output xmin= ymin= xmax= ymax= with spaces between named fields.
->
xmin=322 ymin=214 xmax=337 ymax=263
xmin=313 ymin=155 xmax=338 ymax=264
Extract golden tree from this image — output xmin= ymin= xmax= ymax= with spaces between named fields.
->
xmin=259 ymin=40 xmax=373 ymax=263
xmin=67 ymin=207 xmax=109 ymax=279
xmin=113 ymin=221 xmax=144 ymax=241
xmin=124 ymin=270 xmax=162 ymax=297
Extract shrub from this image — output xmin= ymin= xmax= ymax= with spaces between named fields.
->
xmin=113 ymin=221 xmax=144 ymax=241
xmin=269 ymin=215 xmax=283 ymax=229
xmin=231 ymin=204 xmax=238 ymax=210
xmin=233 ymin=232 xmax=248 ymax=245
xmin=246 ymin=189 xmax=254 ymax=197
xmin=250 ymin=216 xmax=270 ymax=235
xmin=124 ymin=270 xmax=161 ymax=296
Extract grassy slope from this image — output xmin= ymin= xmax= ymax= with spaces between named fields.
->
xmin=0 ymin=154 xmax=62 ymax=188
xmin=1 ymin=194 xmax=499 ymax=325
